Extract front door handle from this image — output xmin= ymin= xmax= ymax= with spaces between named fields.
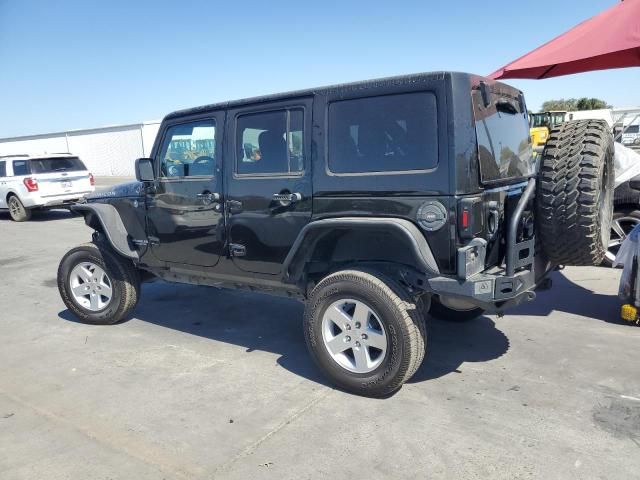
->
xmin=196 ymin=192 xmax=221 ymax=204
xmin=272 ymin=192 xmax=302 ymax=204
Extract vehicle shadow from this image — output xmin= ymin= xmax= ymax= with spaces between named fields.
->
xmin=507 ymin=270 xmax=626 ymax=325
xmin=57 ymin=280 xmax=512 ymax=389
xmin=0 ymin=209 xmax=76 ymax=222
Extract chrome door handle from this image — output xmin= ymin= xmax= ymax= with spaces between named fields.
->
xmin=196 ymin=192 xmax=221 ymax=204
xmin=272 ymin=192 xmax=302 ymax=203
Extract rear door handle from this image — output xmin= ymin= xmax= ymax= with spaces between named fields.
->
xmin=272 ymin=192 xmax=302 ymax=204
xmin=196 ymin=192 xmax=221 ymax=204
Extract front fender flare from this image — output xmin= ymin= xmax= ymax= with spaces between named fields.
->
xmin=282 ymin=217 xmax=439 ymax=284
xmin=72 ymin=203 xmax=139 ymax=260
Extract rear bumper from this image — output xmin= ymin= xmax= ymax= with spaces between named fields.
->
xmin=22 ymin=191 xmax=93 ymax=208
xmin=427 ymin=267 xmax=537 ymax=312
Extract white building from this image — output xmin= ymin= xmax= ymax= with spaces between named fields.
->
xmin=0 ymin=121 xmax=161 ymax=176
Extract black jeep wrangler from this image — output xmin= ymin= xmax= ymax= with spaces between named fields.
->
xmin=57 ymin=72 xmax=614 ymax=397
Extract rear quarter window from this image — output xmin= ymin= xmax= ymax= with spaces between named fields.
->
xmin=0 ymin=161 xmax=5 ymax=177
xmin=12 ymin=160 xmax=30 ymax=176
xmin=328 ymin=92 xmax=438 ymax=174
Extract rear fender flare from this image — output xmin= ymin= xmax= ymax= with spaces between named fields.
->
xmin=72 ymin=203 xmax=139 ymax=260
xmin=282 ymin=217 xmax=439 ymax=284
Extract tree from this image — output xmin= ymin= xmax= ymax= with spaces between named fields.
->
xmin=540 ymin=97 xmax=611 ymax=112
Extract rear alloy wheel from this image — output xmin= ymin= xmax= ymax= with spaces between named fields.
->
xmin=7 ymin=195 xmax=32 ymax=222
xmin=603 ymin=209 xmax=640 ymax=267
xmin=304 ymin=269 xmax=426 ymax=397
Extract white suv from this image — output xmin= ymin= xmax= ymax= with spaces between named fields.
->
xmin=0 ymin=154 xmax=95 ymax=221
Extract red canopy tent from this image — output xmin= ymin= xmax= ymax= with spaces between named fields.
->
xmin=489 ymin=0 xmax=640 ymax=80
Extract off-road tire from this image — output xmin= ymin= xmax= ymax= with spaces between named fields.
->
xmin=429 ymin=296 xmax=485 ymax=322
xmin=57 ymin=242 xmax=140 ymax=325
xmin=304 ymin=269 xmax=426 ymax=397
xmin=7 ymin=195 xmax=32 ymax=222
xmin=537 ymin=119 xmax=614 ymax=265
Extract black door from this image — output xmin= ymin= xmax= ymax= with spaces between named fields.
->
xmin=146 ymin=113 xmax=225 ymax=267
xmin=225 ymin=99 xmax=313 ymax=275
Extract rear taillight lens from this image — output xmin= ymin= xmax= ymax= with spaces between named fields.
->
xmin=89 ymin=173 xmax=95 ymax=186
xmin=23 ymin=177 xmax=38 ymax=192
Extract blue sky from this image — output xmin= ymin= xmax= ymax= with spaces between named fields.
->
xmin=0 ymin=0 xmax=637 ymax=137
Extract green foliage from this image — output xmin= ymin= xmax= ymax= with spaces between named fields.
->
xmin=540 ymin=97 xmax=611 ymax=112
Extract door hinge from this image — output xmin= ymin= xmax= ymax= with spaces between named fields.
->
xmin=229 ymin=243 xmax=246 ymax=257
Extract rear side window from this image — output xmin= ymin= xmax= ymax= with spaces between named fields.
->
xmin=29 ymin=157 xmax=87 ymax=173
xmin=625 ymin=125 xmax=639 ymax=134
xmin=236 ymin=109 xmax=304 ymax=176
xmin=328 ymin=92 xmax=438 ymax=174
xmin=12 ymin=160 xmax=30 ymax=176
xmin=0 ymin=161 xmax=5 ymax=177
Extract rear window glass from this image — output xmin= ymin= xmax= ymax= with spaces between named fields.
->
xmin=625 ymin=125 xmax=639 ymax=134
xmin=29 ymin=157 xmax=87 ymax=174
xmin=473 ymin=89 xmax=534 ymax=184
xmin=328 ymin=92 xmax=438 ymax=174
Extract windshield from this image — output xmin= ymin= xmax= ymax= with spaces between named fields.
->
xmin=530 ymin=113 xmax=549 ymax=128
xmin=29 ymin=156 xmax=87 ymax=173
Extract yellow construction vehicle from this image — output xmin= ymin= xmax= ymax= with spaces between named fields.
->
xmin=529 ymin=111 xmax=568 ymax=150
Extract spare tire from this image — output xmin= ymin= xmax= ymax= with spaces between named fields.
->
xmin=536 ymin=120 xmax=614 ymax=266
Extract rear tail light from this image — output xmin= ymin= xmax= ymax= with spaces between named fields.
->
xmin=23 ymin=177 xmax=38 ymax=192
xmin=89 ymin=173 xmax=95 ymax=186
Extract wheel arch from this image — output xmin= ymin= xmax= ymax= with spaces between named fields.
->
xmin=72 ymin=203 xmax=139 ymax=260
xmin=282 ymin=217 xmax=440 ymax=287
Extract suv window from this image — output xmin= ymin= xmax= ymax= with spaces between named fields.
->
xmin=30 ymin=157 xmax=87 ymax=173
xmin=158 ymin=120 xmax=216 ymax=178
xmin=625 ymin=125 xmax=639 ymax=134
xmin=12 ymin=160 xmax=30 ymax=176
xmin=0 ymin=161 xmax=5 ymax=177
xmin=236 ymin=109 xmax=304 ymax=176
xmin=328 ymin=93 xmax=438 ymax=174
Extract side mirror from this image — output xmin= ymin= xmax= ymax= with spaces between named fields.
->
xmin=135 ymin=158 xmax=154 ymax=182
xmin=630 ymin=174 xmax=640 ymax=192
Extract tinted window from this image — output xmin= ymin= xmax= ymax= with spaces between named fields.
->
xmin=12 ymin=160 xmax=30 ymax=176
xmin=158 ymin=120 xmax=216 ymax=178
xmin=328 ymin=93 xmax=438 ymax=174
xmin=625 ymin=125 xmax=639 ymax=134
xmin=236 ymin=109 xmax=304 ymax=175
xmin=473 ymin=90 xmax=534 ymax=184
xmin=30 ymin=156 xmax=87 ymax=173
xmin=0 ymin=161 xmax=5 ymax=177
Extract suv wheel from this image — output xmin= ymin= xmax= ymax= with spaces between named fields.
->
xmin=7 ymin=195 xmax=32 ymax=222
xmin=603 ymin=209 xmax=640 ymax=267
xmin=429 ymin=296 xmax=485 ymax=322
xmin=57 ymin=242 xmax=140 ymax=325
xmin=304 ymin=269 xmax=426 ymax=397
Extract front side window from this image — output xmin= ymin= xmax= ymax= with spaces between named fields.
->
xmin=12 ymin=160 xmax=30 ymax=176
xmin=328 ymin=92 xmax=439 ymax=174
xmin=158 ymin=120 xmax=216 ymax=178
xmin=236 ymin=109 xmax=304 ymax=175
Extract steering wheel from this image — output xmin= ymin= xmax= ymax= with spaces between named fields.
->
xmin=194 ymin=156 xmax=214 ymax=164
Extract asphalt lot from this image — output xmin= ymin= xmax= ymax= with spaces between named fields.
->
xmin=1 ymin=186 xmax=640 ymax=479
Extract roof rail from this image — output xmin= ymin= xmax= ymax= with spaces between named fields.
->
xmin=0 ymin=154 xmax=29 ymax=159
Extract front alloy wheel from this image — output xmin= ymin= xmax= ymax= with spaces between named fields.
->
xmin=69 ymin=262 xmax=113 ymax=311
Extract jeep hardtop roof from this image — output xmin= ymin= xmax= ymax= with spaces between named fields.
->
xmin=164 ymin=71 xmax=518 ymax=121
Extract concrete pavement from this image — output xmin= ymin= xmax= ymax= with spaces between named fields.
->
xmin=0 ymin=208 xmax=639 ymax=479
